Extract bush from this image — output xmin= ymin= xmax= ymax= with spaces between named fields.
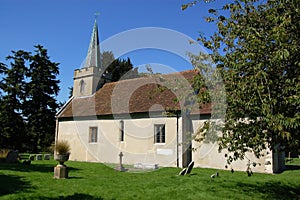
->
xmin=54 ymin=140 xmax=70 ymax=155
xmin=0 ymin=149 xmax=9 ymax=162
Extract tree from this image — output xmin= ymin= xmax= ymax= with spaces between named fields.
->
xmin=102 ymin=51 xmax=137 ymax=82
xmin=184 ymin=0 xmax=300 ymax=163
xmin=101 ymin=51 xmax=115 ymax=70
xmin=0 ymin=51 xmax=29 ymax=151
xmin=24 ymin=45 xmax=60 ymax=152
xmin=0 ymin=45 xmax=60 ymax=152
xmin=68 ymin=51 xmax=137 ymax=99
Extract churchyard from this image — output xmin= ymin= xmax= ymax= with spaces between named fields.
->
xmin=0 ymin=158 xmax=299 ymax=199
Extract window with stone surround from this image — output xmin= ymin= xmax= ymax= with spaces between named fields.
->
xmin=89 ymin=127 xmax=98 ymax=143
xmin=79 ymin=79 xmax=86 ymax=94
xmin=154 ymin=124 xmax=165 ymax=143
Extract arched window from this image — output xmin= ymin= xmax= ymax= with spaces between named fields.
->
xmin=79 ymin=80 xmax=86 ymax=94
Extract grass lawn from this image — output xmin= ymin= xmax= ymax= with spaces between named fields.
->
xmin=0 ymin=160 xmax=299 ymax=200
xmin=286 ymin=157 xmax=300 ymax=165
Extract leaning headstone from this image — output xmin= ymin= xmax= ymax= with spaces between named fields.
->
xmin=44 ymin=154 xmax=50 ymax=160
xmin=6 ymin=150 xmax=18 ymax=163
xmin=36 ymin=154 xmax=42 ymax=160
xmin=23 ymin=159 xmax=31 ymax=165
xmin=184 ymin=161 xmax=194 ymax=175
xmin=178 ymin=168 xmax=187 ymax=176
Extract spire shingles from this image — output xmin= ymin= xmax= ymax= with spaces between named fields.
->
xmin=84 ymin=19 xmax=101 ymax=69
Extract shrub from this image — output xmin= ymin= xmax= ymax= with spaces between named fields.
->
xmin=54 ymin=140 xmax=70 ymax=155
xmin=0 ymin=149 xmax=9 ymax=162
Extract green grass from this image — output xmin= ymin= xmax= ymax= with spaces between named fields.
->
xmin=0 ymin=160 xmax=299 ymax=200
xmin=286 ymin=157 xmax=300 ymax=165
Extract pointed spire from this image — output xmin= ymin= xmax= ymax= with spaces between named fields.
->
xmin=84 ymin=19 xmax=101 ymax=69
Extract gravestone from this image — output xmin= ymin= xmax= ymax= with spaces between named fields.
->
xmin=23 ymin=159 xmax=31 ymax=165
xmin=44 ymin=154 xmax=50 ymax=160
xmin=29 ymin=155 xmax=35 ymax=161
xmin=36 ymin=154 xmax=42 ymax=160
xmin=115 ymin=152 xmax=126 ymax=172
xmin=134 ymin=162 xmax=143 ymax=169
xmin=143 ymin=163 xmax=158 ymax=170
xmin=185 ymin=161 xmax=194 ymax=175
xmin=179 ymin=161 xmax=194 ymax=176
xmin=178 ymin=168 xmax=187 ymax=176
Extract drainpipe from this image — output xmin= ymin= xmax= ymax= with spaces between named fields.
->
xmin=176 ymin=112 xmax=179 ymax=168
xmin=55 ymin=118 xmax=59 ymax=149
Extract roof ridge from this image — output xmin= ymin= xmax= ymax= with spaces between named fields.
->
xmin=103 ymin=69 xmax=198 ymax=87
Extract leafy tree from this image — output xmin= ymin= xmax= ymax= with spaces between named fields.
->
xmin=0 ymin=51 xmax=29 ymax=151
xmin=184 ymin=0 xmax=300 ymax=162
xmin=24 ymin=45 xmax=60 ymax=152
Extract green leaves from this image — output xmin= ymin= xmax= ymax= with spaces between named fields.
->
xmin=190 ymin=0 xmax=300 ymax=163
xmin=0 ymin=45 xmax=60 ymax=152
xmin=181 ymin=0 xmax=215 ymax=11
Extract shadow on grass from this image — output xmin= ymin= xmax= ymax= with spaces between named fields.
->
xmin=285 ymin=165 xmax=300 ymax=171
xmin=0 ymin=162 xmax=80 ymax=174
xmin=0 ymin=174 xmax=32 ymax=196
xmin=43 ymin=193 xmax=103 ymax=200
xmin=234 ymin=181 xmax=300 ymax=199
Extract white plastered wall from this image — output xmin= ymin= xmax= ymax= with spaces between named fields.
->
xmin=190 ymin=118 xmax=273 ymax=173
xmin=57 ymin=117 xmax=180 ymax=167
xmin=57 ymin=115 xmax=275 ymax=173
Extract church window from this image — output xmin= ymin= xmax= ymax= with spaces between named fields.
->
xmin=154 ymin=124 xmax=165 ymax=143
xmin=79 ymin=80 xmax=86 ymax=94
xmin=120 ymin=120 xmax=124 ymax=142
xmin=89 ymin=127 xmax=98 ymax=143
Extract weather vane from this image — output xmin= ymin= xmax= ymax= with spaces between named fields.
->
xmin=94 ymin=12 xmax=100 ymax=19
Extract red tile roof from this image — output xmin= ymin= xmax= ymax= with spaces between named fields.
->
xmin=57 ymin=70 xmax=211 ymax=118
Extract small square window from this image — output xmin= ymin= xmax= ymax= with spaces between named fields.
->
xmin=154 ymin=124 xmax=165 ymax=143
xmin=89 ymin=127 xmax=98 ymax=143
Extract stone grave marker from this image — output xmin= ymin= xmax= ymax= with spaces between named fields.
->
xmin=44 ymin=154 xmax=50 ymax=160
xmin=185 ymin=161 xmax=194 ymax=175
xmin=29 ymin=155 xmax=35 ymax=161
xmin=115 ymin=152 xmax=126 ymax=172
xmin=178 ymin=168 xmax=187 ymax=176
xmin=36 ymin=154 xmax=43 ymax=160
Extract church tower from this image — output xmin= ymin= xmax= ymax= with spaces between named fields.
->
xmin=73 ymin=19 xmax=102 ymax=97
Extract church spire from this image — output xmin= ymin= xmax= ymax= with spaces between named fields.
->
xmin=84 ymin=19 xmax=101 ymax=69
xmin=72 ymin=18 xmax=102 ymax=97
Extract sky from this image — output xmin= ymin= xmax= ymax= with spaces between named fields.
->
xmin=0 ymin=0 xmax=224 ymax=102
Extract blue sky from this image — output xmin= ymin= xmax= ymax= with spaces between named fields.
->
xmin=0 ymin=0 xmax=223 ymax=102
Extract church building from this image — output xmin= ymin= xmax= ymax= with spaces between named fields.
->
xmin=55 ymin=19 xmax=285 ymax=173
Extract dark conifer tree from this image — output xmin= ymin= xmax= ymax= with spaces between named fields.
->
xmin=0 ymin=51 xmax=29 ymax=151
xmin=24 ymin=45 xmax=60 ymax=152
xmin=106 ymin=57 xmax=136 ymax=82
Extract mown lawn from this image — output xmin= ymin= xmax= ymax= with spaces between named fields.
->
xmin=0 ymin=159 xmax=299 ymax=200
